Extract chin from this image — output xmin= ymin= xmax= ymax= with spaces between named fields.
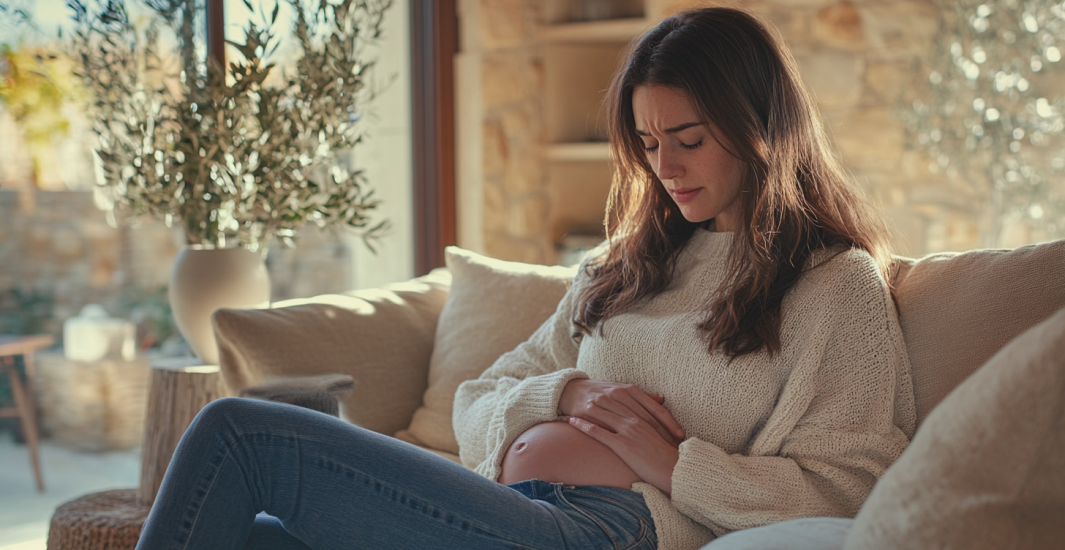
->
xmin=677 ymin=207 xmax=714 ymax=224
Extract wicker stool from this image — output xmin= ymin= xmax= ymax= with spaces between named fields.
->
xmin=47 ymin=489 xmax=149 ymax=550
xmin=45 ymin=374 xmax=355 ymax=549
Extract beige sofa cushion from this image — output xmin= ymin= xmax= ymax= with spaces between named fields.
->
xmin=892 ymin=239 xmax=1065 ymax=423
xmin=844 ymin=306 xmax=1065 ymax=550
xmin=399 ymin=247 xmax=577 ymax=454
xmin=704 ymin=517 xmax=851 ymax=550
xmin=212 ymin=269 xmax=451 ymax=436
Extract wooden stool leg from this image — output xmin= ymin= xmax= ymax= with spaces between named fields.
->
xmin=4 ymin=356 xmax=45 ymax=492
xmin=20 ymin=352 xmax=45 ymax=492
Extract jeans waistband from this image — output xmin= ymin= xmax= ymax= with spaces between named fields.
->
xmin=507 ymin=479 xmax=657 ymax=550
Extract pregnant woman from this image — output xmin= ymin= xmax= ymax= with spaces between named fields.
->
xmin=134 ymin=7 xmax=915 ymax=550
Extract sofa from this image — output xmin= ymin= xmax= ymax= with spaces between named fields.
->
xmin=212 ymin=240 xmax=1065 ymax=549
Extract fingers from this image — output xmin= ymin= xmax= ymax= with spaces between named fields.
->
xmin=568 ymin=414 xmax=680 ymax=495
xmin=634 ymin=391 xmax=686 ymax=440
xmin=562 ymin=380 xmax=686 ymax=443
xmin=610 ymin=386 xmax=685 ymax=442
xmin=619 ymin=391 xmax=684 ymax=446
xmin=583 ymin=393 xmax=682 ymax=448
xmin=586 ymin=388 xmax=677 ymax=445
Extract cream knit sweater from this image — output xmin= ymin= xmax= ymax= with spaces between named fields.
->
xmin=453 ymin=229 xmax=917 ymax=550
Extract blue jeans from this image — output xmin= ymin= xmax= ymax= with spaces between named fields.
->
xmin=134 ymin=398 xmax=657 ymax=550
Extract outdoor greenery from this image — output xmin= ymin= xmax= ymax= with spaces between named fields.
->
xmin=67 ymin=0 xmax=393 ymax=250
xmin=0 ymin=2 xmax=83 ymax=189
xmin=904 ymin=0 xmax=1065 ymax=247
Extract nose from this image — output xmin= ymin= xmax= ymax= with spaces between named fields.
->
xmin=654 ymin=146 xmax=682 ymax=181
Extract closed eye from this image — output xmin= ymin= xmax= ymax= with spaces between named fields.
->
xmin=681 ymin=139 xmax=703 ymax=150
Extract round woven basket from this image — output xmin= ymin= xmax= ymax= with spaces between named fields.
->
xmin=48 ymin=489 xmax=149 ymax=550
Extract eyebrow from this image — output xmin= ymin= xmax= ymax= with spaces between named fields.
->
xmin=634 ymin=122 xmax=703 ymax=136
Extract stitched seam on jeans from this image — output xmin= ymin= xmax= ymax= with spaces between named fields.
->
xmin=567 ymin=488 xmax=652 ymax=526
xmin=554 ymin=486 xmax=641 ymax=550
xmin=564 ymin=488 xmax=659 ymax=550
xmin=311 ymin=455 xmax=544 ymax=548
xmin=178 ymin=447 xmax=234 ymax=550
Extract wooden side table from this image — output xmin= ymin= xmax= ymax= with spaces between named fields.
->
xmin=138 ymin=357 xmax=231 ymax=505
xmin=0 ymin=333 xmax=55 ymax=492
xmin=47 ymin=357 xmax=229 ymax=550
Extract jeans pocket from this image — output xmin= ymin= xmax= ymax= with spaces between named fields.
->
xmin=554 ymin=486 xmax=657 ymax=550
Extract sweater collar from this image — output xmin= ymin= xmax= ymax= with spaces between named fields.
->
xmin=684 ymin=228 xmax=734 ymax=260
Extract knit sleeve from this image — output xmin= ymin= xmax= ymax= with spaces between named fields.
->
xmin=452 ymin=270 xmax=591 ymax=479
xmin=668 ymin=251 xmax=916 ymax=535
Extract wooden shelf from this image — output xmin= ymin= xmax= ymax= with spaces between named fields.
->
xmin=546 ymin=142 xmax=613 ymax=162
xmin=539 ymin=18 xmax=649 ymax=43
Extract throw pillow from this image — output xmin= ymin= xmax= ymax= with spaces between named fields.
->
xmin=843 ymin=306 xmax=1065 ymax=550
xmin=400 ymin=246 xmax=577 ymax=454
xmin=212 ymin=269 xmax=451 ymax=436
xmin=891 ymin=238 xmax=1065 ymax=423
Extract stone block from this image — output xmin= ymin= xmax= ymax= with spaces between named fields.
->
xmin=89 ymin=255 xmax=118 ymax=288
xmin=500 ymin=104 xmax=538 ymax=143
xmin=478 ymin=0 xmax=527 ymax=51
xmin=757 ymin=0 xmax=835 ymax=7
xmin=483 ymin=119 xmax=508 ymax=177
xmin=483 ymin=236 xmax=545 ymax=265
xmin=796 ymin=52 xmax=863 ymax=111
xmin=482 ymin=53 xmax=536 ymax=108
xmin=923 ymin=211 xmax=981 ymax=253
xmin=863 ymin=61 xmax=912 ymax=104
xmin=513 ymin=238 xmax=550 ymax=265
xmin=900 ymin=149 xmax=940 ymax=182
xmin=483 ymin=180 xmax=508 ymax=235
xmin=858 ymin=1 xmax=938 ymax=61
xmin=51 ymin=226 xmax=86 ymax=259
xmin=503 ymin=147 xmax=544 ymax=196
xmin=832 ymin=108 xmax=904 ymax=171
xmin=760 ymin=7 xmax=811 ymax=49
xmin=28 ymin=225 xmax=51 ymax=251
xmin=813 ymin=1 xmax=864 ymax=50
xmin=880 ymin=204 xmax=928 ymax=258
xmin=507 ymin=194 xmax=549 ymax=238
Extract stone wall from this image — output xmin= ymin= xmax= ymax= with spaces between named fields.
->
xmin=458 ymin=0 xmax=555 ymax=264
xmin=457 ymin=0 xmax=1055 ymax=262
xmin=0 ymin=189 xmax=351 ymax=345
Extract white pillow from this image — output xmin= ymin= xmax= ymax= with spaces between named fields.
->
xmin=399 ymin=247 xmax=577 ymax=453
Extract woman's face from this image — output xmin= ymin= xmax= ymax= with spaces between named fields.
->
xmin=631 ymin=85 xmax=745 ymax=231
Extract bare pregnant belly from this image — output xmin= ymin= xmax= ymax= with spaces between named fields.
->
xmin=497 ymin=421 xmax=642 ymax=489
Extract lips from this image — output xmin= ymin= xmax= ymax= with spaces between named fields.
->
xmin=669 ymin=187 xmax=702 ymax=203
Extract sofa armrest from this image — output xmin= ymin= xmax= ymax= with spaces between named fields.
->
xmin=240 ymin=374 xmax=356 ymax=417
xmin=212 ymin=269 xmax=451 ymax=436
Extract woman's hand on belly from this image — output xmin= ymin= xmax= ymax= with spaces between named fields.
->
xmin=558 ymin=380 xmax=685 ymax=495
xmin=498 ymin=421 xmax=643 ymax=489
xmin=567 ymin=412 xmax=680 ymax=496
xmin=559 ymin=380 xmax=685 ymax=446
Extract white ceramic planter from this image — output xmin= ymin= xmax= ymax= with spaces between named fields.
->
xmin=168 ymin=246 xmax=271 ymax=364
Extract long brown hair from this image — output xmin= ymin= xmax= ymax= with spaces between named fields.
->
xmin=574 ymin=7 xmax=892 ymax=357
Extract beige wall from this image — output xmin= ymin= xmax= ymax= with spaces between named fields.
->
xmin=455 ymin=0 xmax=1051 ymax=263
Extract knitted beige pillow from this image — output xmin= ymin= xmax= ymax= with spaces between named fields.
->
xmin=399 ymin=247 xmax=577 ymax=454
xmin=892 ymin=238 xmax=1065 ymax=424
xmin=212 ymin=269 xmax=451 ymax=437
xmin=843 ymin=306 xmax=1065 ymax=550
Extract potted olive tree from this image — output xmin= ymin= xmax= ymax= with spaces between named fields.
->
xmin=67 ymin=0 xmax=393 ymax=363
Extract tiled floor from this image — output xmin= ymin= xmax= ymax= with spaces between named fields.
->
xmin=0 ymin=434 xmax=140 ymax=550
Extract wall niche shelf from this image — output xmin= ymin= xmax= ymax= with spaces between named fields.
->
xmin=539 ymin=17 xmax=649 ymax=43
xmin=546 ymin=142 xmax=613 ymax=162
